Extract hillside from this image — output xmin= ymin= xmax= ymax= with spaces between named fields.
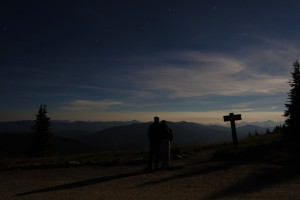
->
xmin=207 ymin=124 xmax=273 ymax=136
xmin=81 ymin=123 xmax=150 ymax=149
xmin=0 ymin=120 xmax=140 ymax=136
xmin=79 ymin=122 xmax=270 ymax=149
xmin=1 ymin=132 xmax=300 ymax=200
xmin=0 ymin=133 xmax=96 ymax=157
xmin=0 ymin=121 xmax=274 ymax=154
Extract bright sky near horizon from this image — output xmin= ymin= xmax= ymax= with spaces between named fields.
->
xmin=0 ymin=0 xmax=297 ymax=123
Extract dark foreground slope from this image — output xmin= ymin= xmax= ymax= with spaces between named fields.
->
xmin=0 ymin=133 xmax=96 ymax=157
xmin=2 ymin=132 xmax=300 ymax=200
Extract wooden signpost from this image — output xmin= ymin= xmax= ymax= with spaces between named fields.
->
xmin=223 ymin=113 xmax=242 ymax=148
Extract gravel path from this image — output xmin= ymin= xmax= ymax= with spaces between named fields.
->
xmin=1 ymin=153 xmax=300 ymax=200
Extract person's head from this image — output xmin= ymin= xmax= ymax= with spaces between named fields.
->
xmin=161 ymin=120 xmax=167 ymax=125
xmin=154 ymin=116 xmax=159 ymax=123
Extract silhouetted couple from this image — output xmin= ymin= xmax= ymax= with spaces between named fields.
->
xmin=147 ymin=116 xmax=173 ymax=170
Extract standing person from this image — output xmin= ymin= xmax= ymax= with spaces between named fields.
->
xmin=147 ymin=116 xmax=161 ymax=170
xmin=160 ymin=120 xmax=173 ymax=169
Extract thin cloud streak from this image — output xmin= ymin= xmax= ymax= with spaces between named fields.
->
xmin=234 ymin=102 xmax=254 ymax=108
xmin=77 ymin=85 xmax=157 ymax=99
xmin=60 ymin=100 xmax=124 ymax=111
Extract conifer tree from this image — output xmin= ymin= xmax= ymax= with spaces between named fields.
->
xmin=31 ymin=104 xmax=53 ymax=156
xmin=284 ymin=60 xmax=300 ymax=134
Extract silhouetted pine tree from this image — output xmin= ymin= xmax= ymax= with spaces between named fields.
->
xmin=31 ymin=104 xmax=53 ymax=156
xmin=273 ymin=125 xmax=279 ymax=133
xmin=284 ymin=60 xmax=300 ymax=134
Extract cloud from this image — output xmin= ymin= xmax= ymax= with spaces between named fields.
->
xmin=133 ymin=53 xmax=244 ymax=98
xmin=228 ymin=102 xmax=281 ymax=113
xmin=134 ymin=55 xmax=286 ymax=98
xmin=128 ymin=37 xmax=297 ymax=99
xmin=234 ymin=102 xmax=254 ymax=108
xmin=61 ymin=100 xmax=124 ymax=111
xmin=241 ymin=36 xmax=300 ymax=74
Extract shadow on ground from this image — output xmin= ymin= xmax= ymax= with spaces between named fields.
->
xmin=15 ymin=138 xmax=300 ymax=199
xmin=202 ymin=164 xmax=300 ymax=200
xmin=15 ymin=170 xmax=147 ymax=197
xmin=137 ymin=158 xmax=300 ymax=199
xmin=137 ymin=160 xmax=233 ymax=187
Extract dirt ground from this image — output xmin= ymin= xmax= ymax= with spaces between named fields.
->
xmin=1 ymin=152 xmax=300 ymax=200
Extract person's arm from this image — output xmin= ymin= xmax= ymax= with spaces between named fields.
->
xmin=169 ymin=128 xmax=173 ymax=141
xmin=148 ymin=125 xmax=152 ymax=140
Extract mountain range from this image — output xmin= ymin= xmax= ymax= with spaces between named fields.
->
xmin=0 ymin=120 xmax=282 ymax=156
xmin=80 ymin=121 xmax=279 ymax=149
xmin=0 ymin=120 xmax=140 ymax=134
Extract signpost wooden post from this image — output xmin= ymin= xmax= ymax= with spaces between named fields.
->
xmin=223 ymin=113 xmax=242 ymax=148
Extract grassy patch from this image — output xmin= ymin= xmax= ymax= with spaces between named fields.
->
xmin=0 ymin=149 xmax=149 ymax=170
xmin=213 ymin=132 xmax=298 ymax=164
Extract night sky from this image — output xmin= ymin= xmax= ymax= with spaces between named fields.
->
xmin=1 ymin=0 xmax=299 ymax=123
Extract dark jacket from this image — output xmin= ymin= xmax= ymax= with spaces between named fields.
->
xmin=148 ymin=122 xmax=161 ymax=143
xmin=161 ymin=125 xmax=173 ymax=141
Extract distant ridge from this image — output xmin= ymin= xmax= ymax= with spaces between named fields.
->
xmin=205 ymin=120 xmax=283 ymax=128
xmin=0 ymin=120 xmax=280 ymax=133
xmin=0 ymin=120 xmax=276 ymax=154
xmin=79 ymin=121 xmax=272 ymax=150
xmin=0 ymin=120 xmax=141 ymax=135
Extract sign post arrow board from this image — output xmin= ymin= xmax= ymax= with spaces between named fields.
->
xmin=223 ymin=113 xmax=242 ymax=148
